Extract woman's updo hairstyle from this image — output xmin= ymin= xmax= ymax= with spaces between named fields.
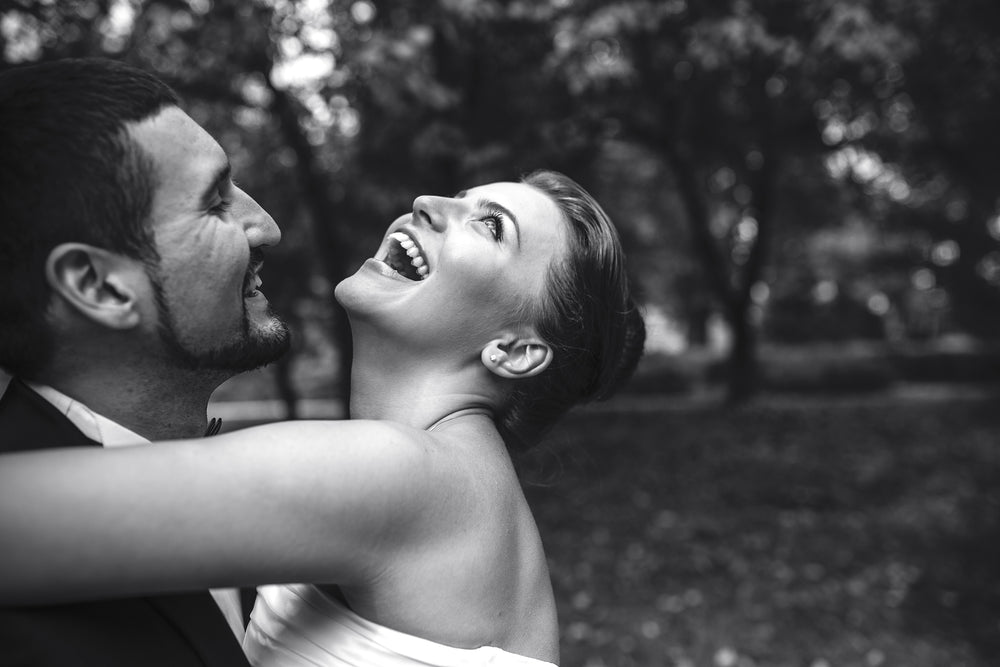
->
xmin=497 ymin=170 xmax=646 ymax=452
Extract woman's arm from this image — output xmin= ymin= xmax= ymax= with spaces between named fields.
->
xmin=0 ymin=420 xmax=453 ymax=604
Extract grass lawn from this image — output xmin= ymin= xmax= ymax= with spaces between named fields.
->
xmin=522 ymin=395 xmax=1000 ymax=667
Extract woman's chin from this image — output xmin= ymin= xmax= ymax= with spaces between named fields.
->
xmin=333 ymin=273 xmax=385 ymax=325
xmin=332 ymin=271 xmax=365 ymax=308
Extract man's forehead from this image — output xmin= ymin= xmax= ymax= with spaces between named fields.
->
xmin=127 ymin=105 xmax=228 ymax=179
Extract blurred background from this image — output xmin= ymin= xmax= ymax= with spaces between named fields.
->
xmin=3 ymin=1 xmax=998 ymax=665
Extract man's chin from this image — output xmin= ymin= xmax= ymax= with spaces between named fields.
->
xmin=256 ymin=318 xmax=293 ymax=362
xmin=231 ymin=316 xmax=292 ymax=370
xmin=163 ymin=316 xmax=292 ymax=373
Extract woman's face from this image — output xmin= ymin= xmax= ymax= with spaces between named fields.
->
xmin=336 ymin=182 xmax=568 ymax=353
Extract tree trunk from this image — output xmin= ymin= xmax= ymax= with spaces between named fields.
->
xmin=725 ymin=296 xmax=758 ymax=403
xmin=663 ymin=146 xmax=751 ymax=400
xmin=727 ymin=93 xmax=777 ymax=401
xmin=663 ymin=137 xmax=775 ymax=402
xmin=267 ymin=83 xmax=354 ymax=405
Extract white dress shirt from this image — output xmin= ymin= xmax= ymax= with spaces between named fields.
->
xmin=0 ymin=370 xmax=248 ymax=641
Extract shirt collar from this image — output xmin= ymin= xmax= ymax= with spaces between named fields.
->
xmin=20 ymin=377 xmax=149 ymax=448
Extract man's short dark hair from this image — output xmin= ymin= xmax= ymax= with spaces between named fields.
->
xmin=0 ymin=58 xmax=180 ymax=377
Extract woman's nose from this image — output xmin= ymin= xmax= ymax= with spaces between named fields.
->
xmin=412 ymin=195 xmax=453 ymax=232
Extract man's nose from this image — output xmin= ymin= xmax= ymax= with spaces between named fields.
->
xmin=233 ymin=187 xmax=281 ymax=248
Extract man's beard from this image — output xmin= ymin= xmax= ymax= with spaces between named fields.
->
xmin=147 ymin=264 xmax=291 ymax=373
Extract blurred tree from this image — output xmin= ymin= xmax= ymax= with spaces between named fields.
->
xmin=545 ymin=0 xmax=923 ymax=400
xmin=4 ymin=0 xmax=1000 ymax=405
xmin=866 ymin=0 xmax=1000 ymax=337
xmin=321 ymin=0 xmax=606 ymax=207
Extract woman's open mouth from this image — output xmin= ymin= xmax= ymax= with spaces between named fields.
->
xmin=380 ymin=231 xmax=429 ymax=281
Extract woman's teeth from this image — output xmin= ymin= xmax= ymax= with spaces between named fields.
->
xmin=387 ymin=231 xmax=429 ymax=280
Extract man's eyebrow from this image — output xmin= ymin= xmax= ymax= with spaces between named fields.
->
xmin=453 ymin=191 xmax=521 ymax=247
xmin=199 ymin=161 xmax=232 ymax=207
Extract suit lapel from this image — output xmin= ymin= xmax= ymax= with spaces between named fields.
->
xmin=147 ymin=594 xmax=250 ymax=665
xmin=0 ymin=379 xmax=99 ymax=451
xmin=0 ymin=379 xmax=251 ymax=666
xmin=240 ymin=587 xmax=258 ymax=627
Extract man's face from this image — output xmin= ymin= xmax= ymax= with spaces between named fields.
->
xmin=129 ymin=106 xmax=290 ymax=372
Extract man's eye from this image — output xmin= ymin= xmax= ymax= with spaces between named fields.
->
xmin=210 ymin=200 xmax=232 ymax=216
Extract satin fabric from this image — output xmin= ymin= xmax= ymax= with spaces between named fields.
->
xmin=244 ymin=584 xmax=557 ymax=667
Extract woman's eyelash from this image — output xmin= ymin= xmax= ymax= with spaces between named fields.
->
xmin=481 ymin=206 xmax=505 ymax=241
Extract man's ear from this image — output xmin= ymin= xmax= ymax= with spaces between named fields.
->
xmin=481 ymin=334 xmax=553 ymax=379
xmin=45 ymin=243 xmax=143 ymax=330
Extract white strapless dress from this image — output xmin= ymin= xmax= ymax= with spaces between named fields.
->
xmin=243 ymin=584 xmax=558 ymax=667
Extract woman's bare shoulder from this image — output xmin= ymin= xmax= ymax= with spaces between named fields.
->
xmin=232 ymin=418 xmax=505 ymax=530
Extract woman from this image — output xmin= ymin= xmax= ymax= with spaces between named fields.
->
xmin=0 ymin=171 xmax=644 ymax=666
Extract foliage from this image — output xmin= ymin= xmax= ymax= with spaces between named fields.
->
xmin=542 ymin=0 xmax=935 ymax=398
xmin=3 ymin=0 xmax=1000 ymax=400
xmin=869 ymin=0 xmax=1000 ymax=336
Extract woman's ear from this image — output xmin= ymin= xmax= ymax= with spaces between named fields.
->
xmin=481 ymin=335 xmax=553 ymax=379
xmin=45 ymin=243 xmax=143 ymax=330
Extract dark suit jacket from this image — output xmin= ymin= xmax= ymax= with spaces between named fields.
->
xmin=0 ymin=379 xmax=251 ymax=667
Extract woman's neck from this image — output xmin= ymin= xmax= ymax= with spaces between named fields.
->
xmin=346 ymin=337 xmax=498 ymax=430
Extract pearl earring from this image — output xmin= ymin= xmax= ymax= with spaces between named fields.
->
xmin=489 ymin=354 xmax=498 ymax=363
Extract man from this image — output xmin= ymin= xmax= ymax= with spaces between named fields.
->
xmin=0 ymin=58 xmax=290 ymax=666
